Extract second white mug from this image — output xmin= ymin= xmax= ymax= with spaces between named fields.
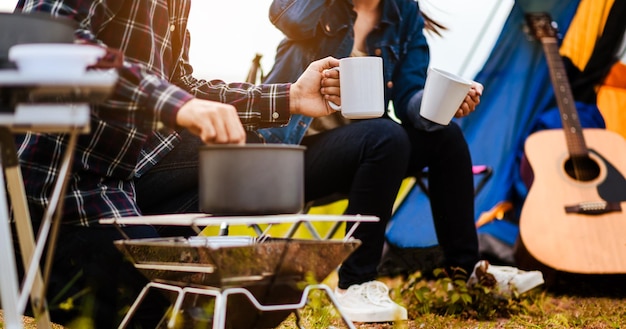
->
xmin=419 ymin=67 xmax=472 ymax=125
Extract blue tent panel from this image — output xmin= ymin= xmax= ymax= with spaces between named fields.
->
xmin=386 ymin=0 xmax=583 ymax=249
xmin=386 ymin=185 xmax=438 ymax=248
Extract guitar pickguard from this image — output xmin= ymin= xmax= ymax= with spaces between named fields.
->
xmin=594 ymin=149 xmax=626 ymax=202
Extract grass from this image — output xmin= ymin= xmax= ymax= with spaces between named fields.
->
xmin=273 ymin=270 xmax=626 ymax=329
xmin=3 ymin=269 xmax=625 ymax=328
xmin=277 ymin=292 xmax=626 ymax=329
xmin=0 ymin=314 xmax=65 ymax=329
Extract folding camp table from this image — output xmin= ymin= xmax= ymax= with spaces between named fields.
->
xmin=0 ymin=69 xmax=117 ymax=329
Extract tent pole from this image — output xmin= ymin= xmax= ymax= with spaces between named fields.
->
xmin=458 ymin=0 xmax=513 ymax=78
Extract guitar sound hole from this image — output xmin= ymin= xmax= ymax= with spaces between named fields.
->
xmin=564 ymin=156 xmax=600 ymax=182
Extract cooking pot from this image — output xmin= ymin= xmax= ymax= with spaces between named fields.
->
xmin=199 ymin=144 xmax=306 ymax=215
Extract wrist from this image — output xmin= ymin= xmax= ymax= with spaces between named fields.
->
xmin=289 ymin=83 xmax=298 ymax=114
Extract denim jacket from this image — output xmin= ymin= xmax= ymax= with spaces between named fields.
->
xmin=258 ymin=0 xmax=434 ymax=144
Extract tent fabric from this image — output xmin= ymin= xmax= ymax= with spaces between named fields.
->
xmin=458 ymin=0 xmax=626 ymax=248
xmin=565 ymin=0 xmax=626 ymax=104
xmin=585 ymin=1 xmax=626 ymax=140
xmin=390 ymin=0 xmax=595 ymax=251
xmin=559 ymin=0 xmax=614 ymax=71
xmin=389 ymin=0 xmax=626 ymax=259
xmin=459 ymin=0 xmax=603 ymax=246
xmin=598 ymin=61 xmax=626 ymax=139
xmin=388 ymin=0 xmax=585 ymax=249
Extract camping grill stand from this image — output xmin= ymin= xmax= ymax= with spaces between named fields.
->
xmin=120 ymin=282 xmax=356 ymax=329
xmin=102 ymin=214 xmax=379 ymax=329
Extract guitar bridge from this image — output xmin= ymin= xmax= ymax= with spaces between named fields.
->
xmin=564 ymin=201 xmax=622 ymax=215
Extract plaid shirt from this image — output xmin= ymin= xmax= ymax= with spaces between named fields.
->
xmin=15 ymin=0 xmax=291 ymax=226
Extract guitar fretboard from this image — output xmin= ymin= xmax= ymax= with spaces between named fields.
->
xmin=541 ymin=39 xmax=588 ymax=157
xmin=526 ymin=13 xmax=589 ymax=158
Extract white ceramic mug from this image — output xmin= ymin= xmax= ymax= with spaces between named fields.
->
xmin=419 ymin=67 xmax=473 ymax=125
xmin=328 ymin=56 xmax=385 ymax=119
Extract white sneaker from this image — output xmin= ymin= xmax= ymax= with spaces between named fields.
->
xmin=334 ymin=280 xmax=408 ymax=323
xmin=467 ymin=260 xmax=545 ymax=295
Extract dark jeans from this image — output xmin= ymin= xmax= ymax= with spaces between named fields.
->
xmin=303 ymin=120 xmax=479 ymax=287
xmin=402 ymin=122 xmax=480 ymax=275
xmin=300 ymin=119 xmax=410 ymax=289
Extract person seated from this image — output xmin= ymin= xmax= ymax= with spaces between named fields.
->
xmin=257 ymin=0 xmax=544 ymax=323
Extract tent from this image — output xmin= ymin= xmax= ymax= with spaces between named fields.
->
xmin=386 ymin=0 xmax=626 ymax=269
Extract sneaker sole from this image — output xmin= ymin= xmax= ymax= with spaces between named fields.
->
xmin=342 ymin=308 xmax=408 ymax=323
xmin=513 ymin=273 xmax=545 ymax=294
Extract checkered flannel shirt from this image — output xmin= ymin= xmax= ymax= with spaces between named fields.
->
xmin=15 ymin=0 xmax=291 ymax=226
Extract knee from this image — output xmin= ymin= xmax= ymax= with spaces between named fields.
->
xmin=442 ymin=121 xmax=464 ymax=138
xmin=438 ymin=122 xmax=469 ymax=149
xmin=365 ymin=119 xmax=410 ymax=159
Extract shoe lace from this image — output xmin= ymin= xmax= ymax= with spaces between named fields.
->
xmin=360 ymin=281 xmax=395 ymax=306
xmin=472 ymin=260 xmax=497 ymax=288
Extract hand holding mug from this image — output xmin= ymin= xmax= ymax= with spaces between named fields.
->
xmin=321 ymin=67 xmax=341 ymax=111
xmin=454 ymin=81 xmax=484 ymax=118
xmin=420 ymin=68 xmax=478 ymax=125
xmin=326 ymin=56 xmax=385 ymax=119
xmin=290 ymin=56 xmax=341 ymax=118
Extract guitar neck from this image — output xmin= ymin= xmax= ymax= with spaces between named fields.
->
xmin=526 ymin=12 xmax=589 ymax=157
xmin=540 ymin=39 xmax=589 ymax=157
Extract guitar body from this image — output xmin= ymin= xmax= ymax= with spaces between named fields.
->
xmin=520 ymin=128 xmax=626 ymax=273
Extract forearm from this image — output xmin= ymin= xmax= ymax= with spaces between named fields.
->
xmin=183 ymin=75 xmax=291 ymax=126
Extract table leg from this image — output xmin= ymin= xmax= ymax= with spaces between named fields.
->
xmin=0 ymin=162 xmax=22 ymax=329
xmin=0 ymin=128 xmax=53 ymax=328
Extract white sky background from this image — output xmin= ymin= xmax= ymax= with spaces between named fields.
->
xmin=1 ymin=0 xmax=513 ymax=82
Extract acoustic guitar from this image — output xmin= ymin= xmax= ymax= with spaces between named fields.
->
xmin=519 ymin=13 xmax=626 ymax=274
